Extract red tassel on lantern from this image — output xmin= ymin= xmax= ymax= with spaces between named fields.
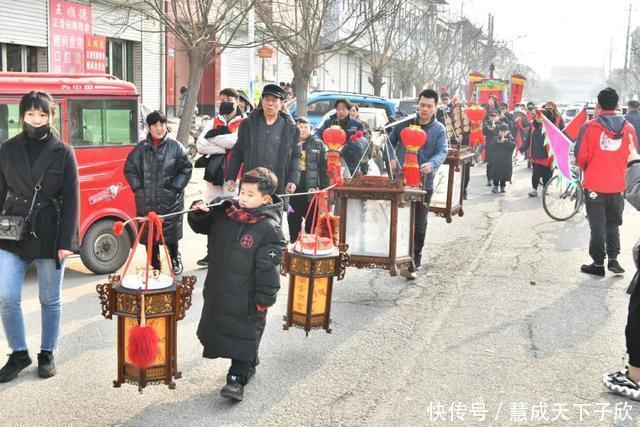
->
xmin=323 ymin=126 xmax=347 ymax=186
xmin=113 ymin=221 xmax=125 ymax=236
xmin=128 ymin=294 xmax=158 ymax=369
xmin=400 ymin=125 xmax=427 ymax=187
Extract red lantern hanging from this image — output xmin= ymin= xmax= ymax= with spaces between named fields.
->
xmin=466 ymin=106 xmax=486 ymax=146
xmin=400 ymin=125 xmax=427 ymax=187
xmin=322 ymin=126 xmax=347 ymax=186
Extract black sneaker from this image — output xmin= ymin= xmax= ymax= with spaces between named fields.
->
xmin=603 ymin=369 xmax=640 ymax=401
xmin=581 ymin=263 xmax=605 ymax=277
xmin=220 ymin=374 xmax=245 ymax=401
xmin=500 ymin=186 xmax=506 ymax=193
xmin=0 ymin=351 xmax=32 ymax=383
xmin=608 ymin=259 xmax=626 ymax=274
xmin=37 ymin=351 xmax=56 ymax=379
xmin=196 ymin=256 xmax=208 ymax=266
xmin=172 ymin=254 xmax=183 ymax=276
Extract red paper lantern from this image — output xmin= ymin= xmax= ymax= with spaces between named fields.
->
xmin=467 ymin=106 xmax=486 ymax=146
xmin=323 ymin=126 xmax=347 ymax=186
xmin=400 ymin=126 xmax=427 ymax=186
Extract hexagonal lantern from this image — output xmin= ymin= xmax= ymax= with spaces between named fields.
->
xmin=280 ymin=244 xmax=349 ymax=335
xmin=333 ymin=176 xmax=424 ymax=276
xmin=429 ymin=147 xmax=475 ymax=223
xmin=96 ymin=274 xmax=196 ymax=392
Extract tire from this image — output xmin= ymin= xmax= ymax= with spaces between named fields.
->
xmin=79 ymin=219 xmax=132 ymax=274
xmin=542 ymin=175 xmax=584 ymax=221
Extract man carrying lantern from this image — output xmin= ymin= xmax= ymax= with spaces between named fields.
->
xmin=387 ymin=89 xmax=448 ymax=279
xmin=315 ymin=98 xmax=367 ymax=176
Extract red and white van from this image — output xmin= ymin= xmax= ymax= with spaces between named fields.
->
xmin=0 ymin=73 xmax=140 ymax=274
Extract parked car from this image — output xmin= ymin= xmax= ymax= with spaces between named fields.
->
xmin=397 ymin=98 xmax=418 ymax=117
xmin=286 ymin=91 xmax=397 ymax=127
xmin=0 ymin=72 xmax=140 ymax=274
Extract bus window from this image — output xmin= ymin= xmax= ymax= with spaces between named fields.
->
xmin=68 ymin=99 xmax=137 ymax=146
xmin=0 ymin=102 xmax=61 ymax=144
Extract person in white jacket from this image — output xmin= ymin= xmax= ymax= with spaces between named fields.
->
xmin=195 ymin=88 xmax=247 ymax=203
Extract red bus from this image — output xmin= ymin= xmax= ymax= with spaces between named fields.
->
xmin=0 ymin=73 xmax=140 ymax=274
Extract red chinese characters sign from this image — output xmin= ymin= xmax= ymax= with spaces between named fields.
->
xmin=84 ymin=35 xmax=106 ymax=73
xmin=49 ymin=0 xmax=92 ymax=73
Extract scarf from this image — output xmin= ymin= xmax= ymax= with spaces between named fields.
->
xmin=225 ymin=204 xmax=267 ymax=224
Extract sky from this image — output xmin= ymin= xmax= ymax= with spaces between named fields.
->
xmin=447 ymin=0 xmax=637 ymax=79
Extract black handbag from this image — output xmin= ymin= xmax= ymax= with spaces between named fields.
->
xmin=0 ymin=174 xmax=46 ymax=241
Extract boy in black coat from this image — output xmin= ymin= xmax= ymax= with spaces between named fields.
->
xmin=188 ymin=167 xmax=286 ymax=402
xmin=488 ymin=123 xmax=516 ymax=193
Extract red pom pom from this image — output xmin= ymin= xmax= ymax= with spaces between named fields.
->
xmin=128 ymin=325 xmax=158 ymax=369
xmin=356 ymin=130 xmax=364 ymax=139
xmin=113 ymin=221 xmax=125 ymax=236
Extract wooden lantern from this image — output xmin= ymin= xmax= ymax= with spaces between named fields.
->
xmin=280 ymin=244 xmax=349 ymax=335
xmin=429 ymin=147 xmax=475 ymax=223
xmin=96 ymin=275 xmax=196 ymax=392
xmin=333 ymin=176 xmax=424 ymax=276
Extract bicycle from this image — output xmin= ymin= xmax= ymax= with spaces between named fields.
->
xmin=542 ymin=165 xmax=584 ymax=221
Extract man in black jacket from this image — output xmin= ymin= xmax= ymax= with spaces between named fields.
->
xmin=287 ymin=117 xmax=329 ymax=242
xmin=124 ymin=111 xmax=193 ymax=275
xmin=225 ymin=84 xmax=301 ymax=198
xmin=626 ymin=100 xmax=640 ymax=138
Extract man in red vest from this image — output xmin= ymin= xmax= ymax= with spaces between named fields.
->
xmin=575 ymin=87 xmax=637 ymax=276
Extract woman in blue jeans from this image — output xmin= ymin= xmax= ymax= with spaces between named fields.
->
xmin=0 ymin=91 xmax=79 ymax=382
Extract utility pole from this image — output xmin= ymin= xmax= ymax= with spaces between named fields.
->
xmin=609 ymin=36 xmax=614 ymax=76
xmin=624 ymin=2 xmax=633 ymax=71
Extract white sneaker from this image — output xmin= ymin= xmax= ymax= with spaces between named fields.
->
xmin=602 ymin=369 xmax=640 ymax=401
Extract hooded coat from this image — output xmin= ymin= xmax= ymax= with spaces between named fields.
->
xmin=124 ymin=134 xmax=193 ymax=244
xmin=487 ymin=135 xmax=516 ymax=181
xmin=575 ymin=111 xmax=636 ymax=193
xmin=187 ymin=196 xmax=286 ymax=361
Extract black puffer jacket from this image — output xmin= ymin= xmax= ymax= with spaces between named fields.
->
xmin=188 ymin=196 xmax=286 ymax=361
xmin=0 ymin=132 xmax=79 ymax=260
xmin=124 ymin=134 xmax=193 ymax=244
xmin=298 ymin=134 xmax=330 ymax=193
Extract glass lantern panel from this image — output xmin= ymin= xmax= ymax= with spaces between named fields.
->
xmin=345 ymin=199 xmax=391 ymax=257
xmin=124 ymin=316 xmax=167 ymax=366
xmin=292 ymin=275 xmax=328 ymax=315
xmin=431 ymin=164 xmax=450 ymax=209
xmin=397 ymin=204 xmax=411 ymax=257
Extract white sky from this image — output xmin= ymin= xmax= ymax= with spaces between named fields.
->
xmin=447 ymin=0 xmax=637 ymax=79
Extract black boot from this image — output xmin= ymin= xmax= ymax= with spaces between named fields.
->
xmin=220 ymin=374 xmax=245 ymax=401
xmin=0 ymin=351 xmax=32 ymax=383
xmin=196 ymin=256 xmax=208 ymax=267
xmin=608 ymin=259 xmax=626 ymax=274
xmin=37 ymin=351 xmax=56 ymax=379
xmin=581 ymin=263 xmax=605 ymax=277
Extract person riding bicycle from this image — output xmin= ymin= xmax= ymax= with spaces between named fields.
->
xmin=575 ymin=87 xmax=637 ymax=277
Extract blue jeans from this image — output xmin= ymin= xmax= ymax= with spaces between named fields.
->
xmin=0 ymin=248 xmax=66 ymax=352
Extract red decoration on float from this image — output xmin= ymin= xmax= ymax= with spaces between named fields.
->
xmin=466 ymin=106 xmax=486 ymax=146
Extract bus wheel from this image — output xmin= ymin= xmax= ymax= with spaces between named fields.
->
xmin=80 ymin=219 xmax=132 ymax=274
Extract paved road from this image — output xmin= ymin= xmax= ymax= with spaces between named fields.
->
xmin=2 ymin=163 xmax=640 ymax=426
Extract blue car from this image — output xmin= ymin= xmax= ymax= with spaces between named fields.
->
xmin=285 ymin=91 xmax=398 ymax=127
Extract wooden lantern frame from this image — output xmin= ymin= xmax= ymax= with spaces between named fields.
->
xmin=280 ymin=244 xmax=349 ymax=335
xmin=333 ymin=176 xmax=424 ymax=276
xmin=97 ymin=275 xmax=196 ymax=392
xmin=429 ymin=147 xmax=475 ymax=223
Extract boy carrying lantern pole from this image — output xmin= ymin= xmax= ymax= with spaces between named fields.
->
xmin=386 ymin=89 xmax=449 ymax=280
xmin=187 ymin=167 xmax=287 ymax=402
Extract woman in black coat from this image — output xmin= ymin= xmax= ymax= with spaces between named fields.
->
xmin=0 ymin=91 xmax=79 ymax=382
xmin=124 ymin=111 xmax=192 ymax=275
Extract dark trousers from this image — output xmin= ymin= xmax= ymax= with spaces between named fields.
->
xmin=287 ymin=194 xmax=312 ymax=242
xmin=584 ymin=191 xmax=624 ymax=264
xmin=229 ymin=312 xmax=267 ymax=380
xmin=463 ymin=164 xmax=471 ymax=191
xmin=627 ymin=280 xmax=640 ymax=366
xmin=413 ymin=191 xmax=434 ymax=259
xmin=145 ymin=242 xmax=179 ymax=268
xmin=531 ymin=163 xmax=553 ymax=190
xmin=493 ymin=179 xmax=506 ymax=187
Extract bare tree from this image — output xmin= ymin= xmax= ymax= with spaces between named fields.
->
xmin=104 ymin=0 xmax=257 ymax=146
xmin=357 ymin=0 xmax=432 ymax=97
xmin=256 ymin=0 xmax=392 ymax=116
